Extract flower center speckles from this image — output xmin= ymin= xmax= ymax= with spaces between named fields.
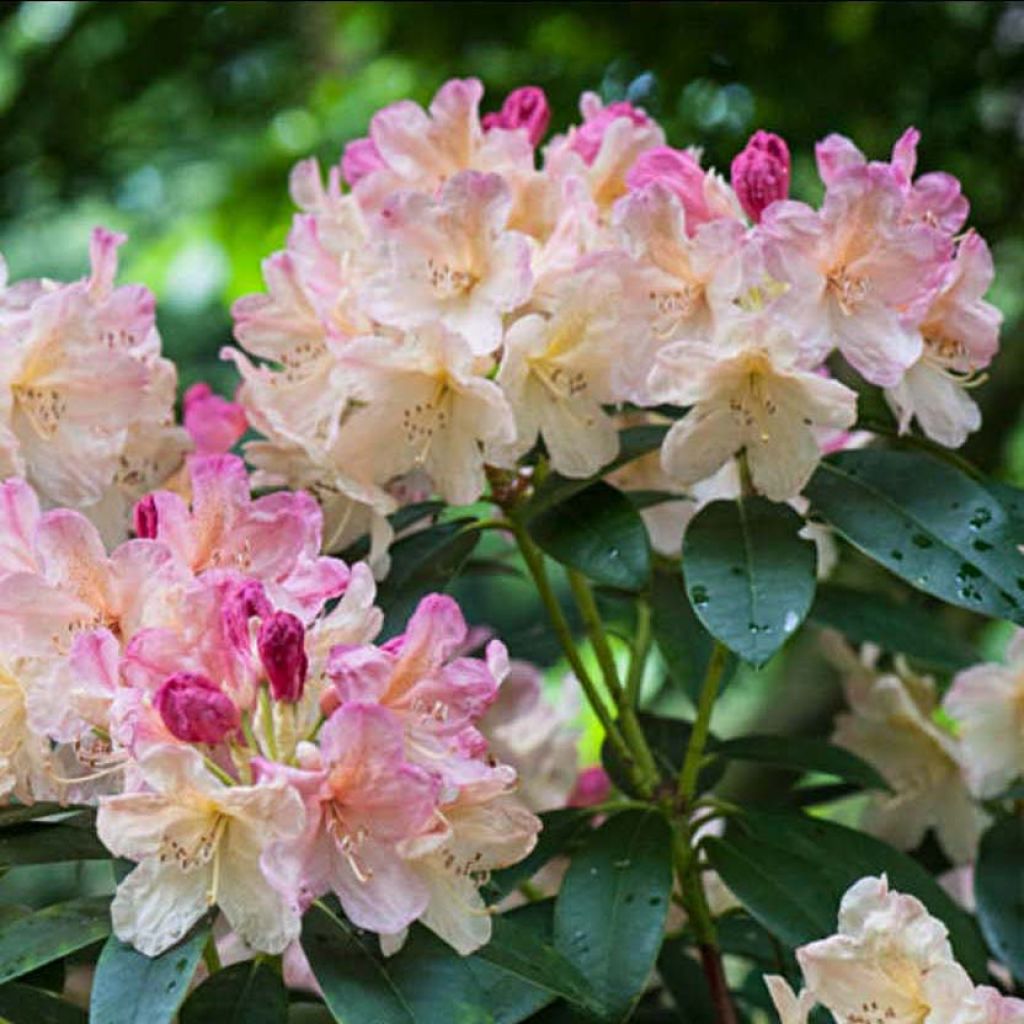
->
xmin=13 ymin=384 xmax=66 ymax=438
xmin=277 ymin=337 xmax=328 ymax=384
xmin=159 ymin=813 xmax=227 ymax=876
xmin=401 ymin=385 xmax=451 ymax=462
xmin=426 ymin=257 xmax=476 ymax=299
xmin=847 ymin=1000 xmax=919 ymax=1024
xmin=827 ymin=266 xmax=871 ymax=315
xmin=325 ymin=804 xmax=373 ymax=882
xmin=649 ymin=284 xmax=702 ymax=335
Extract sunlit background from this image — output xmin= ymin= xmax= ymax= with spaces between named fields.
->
xmin=1 ymin=3 xmax=1022 ymax=870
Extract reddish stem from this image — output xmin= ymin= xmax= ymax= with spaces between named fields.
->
xmin=699 ymin=943 xmax=738 ymax=1024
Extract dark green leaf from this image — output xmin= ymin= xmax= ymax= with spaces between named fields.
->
xmin=180 ymin=959 xmax=288 ymax=1024
xmin=682 ymin=497 xmax=817 ymax=666
xmin=0 ymin=983 xmax=87 ymax=1024
xmin=650 ymin=569 xmax=735 ymax=703
xmin=90 ymin=924 xmax=208 ymax=1024
xmin=713 ymin=735 xmax=889 ymax=791
xmin=986 ymin=481 xmax=1024 ymax=532
xmin=974 ymin=815 xmax=1024 ymax=983
xmin=655 ymin=938 xmax=714 ymax=1024
xmin=705 ymin=809 xmax=988 ymax=981
xmin=377 ymin=517 xmax=480 ymax=633
xmin=0 ymin=819 xmax=109 ymax=869
xmin=524 ymin=425 xmax=669 ymax=517
xmin=0 ymin=897 xmax=111 ymax=986
xmin=530 ymin=482 xmax=651 ymax=591
xmin=809 ymin=583 xmax=976 ymax=673
xmin=601 ymin=713 xmax=724 ymax=799
xmin=805 ymin=451 xmax=1024 ymax=624
xmin=0 ymin=804 xmax=83 ymax=829
xmin=488 ymin=809 xmax=593 ymax=903
xmin=554 ymin=810 xmax=673 ymax=1021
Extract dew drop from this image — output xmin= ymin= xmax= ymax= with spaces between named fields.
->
xmin=910 ymin=533 xmax=933 ymax=549
xmin=968 ymin=507 xmax=993 ymax=530
xmin=691 ymin=585 xmax=710 ymax=608
xmin=972 ymin=539 xmax=993 ymax=553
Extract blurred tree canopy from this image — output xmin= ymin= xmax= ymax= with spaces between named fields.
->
xmin=0 ymin=0 xmax=1022 ymax=476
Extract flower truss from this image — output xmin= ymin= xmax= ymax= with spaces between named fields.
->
xmin=0 ymin=77 xmax=1021 ymax=1024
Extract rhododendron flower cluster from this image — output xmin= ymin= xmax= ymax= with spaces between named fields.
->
xmin=223 ymin=79 xmax=1000 ymax=563
xmin=0 ymin=454 xmax=546 ymax=958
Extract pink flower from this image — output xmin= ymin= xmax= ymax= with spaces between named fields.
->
xmin=568 ymin=765 xmax=611 ymax=808
xmin=569 ymin=96 xmax=652 ymax=165
xmin=258 ymin=611 xmax=308 ymax=703
xmin=183 ymin=382 xmax=247 ymax=455
xmin=482 ymin=86 xmax=551 ymax=146
xmin=731 ymin=130 xmax=791 ymax=223
xmin=153 ymin=671 xmax=240 ymax=744
xmin=341 ymin=138 xmax=386 ymax=188
xmin=260 ymin=703 xmax=440 ymax=934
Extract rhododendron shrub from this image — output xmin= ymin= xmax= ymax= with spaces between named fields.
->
xmin=0 ymin=78 xmax=1020 ymax=1024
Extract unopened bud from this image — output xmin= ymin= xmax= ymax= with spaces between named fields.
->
xmin=133 ymin=495 xmax=159 ymax=540
xmin=258 ymin=611 xmax=308 ymax=703
xmin=154 ymin=672 xmax=240 ymax=744
xmin=730 ymin=130 xmax=790 ymax=223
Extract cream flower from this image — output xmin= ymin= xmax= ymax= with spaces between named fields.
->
xmin=646 ymin=316 xmax=857 ymax=501
xmin=97 ymin=745 xmax=305 ymax=956
xmin=943 ymin=629 xmax=1024 ymax=799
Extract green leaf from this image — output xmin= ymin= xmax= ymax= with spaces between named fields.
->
xmin=655 ymin=939 xmax=714 ymax=1024
xmin=0 ymin=896 xmax=112 ymax=986
xmin=553 ymin=810 xmax=673 ymax=1022
xmin=805 ymin=450 xmax=1024 ymax=624
xmin=487 ymin=809 xmax=592 ymax=903
xmin=377 ymin=517 xmax=480 ymax=633
xmin=0 ymin=804 xmax=82 ymax=829
xmin=529 ymin=482 xmax=651 ymax=591
xmin=302 ymin=902 xmax=570 ymax=1024
xmin=649 ymin=570 xmax=735 ymax=703
xmin=974 ymin=815 xmax=1024 ymax=983
xmin=90 ymin=924 xmax=208 ymax=1024
xmin=712 ymin=735 xmax=889 ymax=791
xmin=682 ymin=497 xmax=817 ymax=666
xmin=601 ymin=713 xmax=724 ymax=799
xmin=704 ymin=809 xmax=988 ymax=981
xmin=808 ymin=583 xmax=976 ymax=673
xmin=180 ymin=960 xmax=288 ymax=1024
xmin=524 ymin=425 xmax=669 ymax=517
xmin=0 ymin=818 xmax=109 ymax=869
xmin=0 ymin=983 xmax=87 ymax=1024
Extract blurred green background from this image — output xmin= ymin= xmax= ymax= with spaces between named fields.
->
xmin=2 ymin=0 xmax=1022 ymax=480
xmin=1 ymin=0 xmax=1022 ymax=788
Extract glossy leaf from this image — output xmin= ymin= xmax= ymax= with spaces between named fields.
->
xmin=0 ymin=804 xmax=81 ymax=829
xmin=180 ymin=960 xmax=288 ymax=1024
xmin=90 ymin=924 xmax=209 ymax=1024
xmin=705 ymin=809 xmax=988 ymax=981
xmin=0 ymin=897 xmax=112 ymax=986
xmin=805 ymin=450 xmax=1024 ymax=624
xmin=712 ymin=734 xmax=889 ymax=791
xmin=974 ymin=815 xmax=1024 ymax=983
xmin=682 ymin=497 xmax=816 ymax=666
xmin=601 ymin=713 xmax=724 ymax=799
xmin=0 ymin=983 xmax=87 ymax=1024
xmin=524 ymin=424 xmax=669 ymax=517
xmin=649 ymin=569 xmax=735 ymax=702
xmin=529 ymin=481 xmax=651 ymax=591
xmin=655 ymin=939 xmax=715 ymax=1024
xmin=0 ymin=818 xmax=109 ymax=869
xmin=809 ymin=583 xmax=975 ymax=673
xmin=554 ymin=810 xmax=673 ymax=1022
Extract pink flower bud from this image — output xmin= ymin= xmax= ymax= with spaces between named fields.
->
xmin=568 ymin=766 xmax=611 ymax=808
xmin=342 ymin=137 xmax=386 ymax=188
xmin=730 ymin=130 xmax=790 ymax=223
xmin=222 ymin=580 xmax=272 ymax=653
xmin=482 ymin=86 xmax=551 ymax=147
xmin=571 ymin=100 xmax=651 ymax=165
xmin=133 ymin=494 xmax=159 ymax=540
xmin=183 ymin=382 xmax=247 ymax=455
xmin=154 ymin=672 xmax=240 ymax=744
xmin=258 ymin=611 xmax=308 ymax=703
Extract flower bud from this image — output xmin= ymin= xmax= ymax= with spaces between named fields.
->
xmin=482 ymin=86 xmax=551 ymax=147
xmin=730 ymin=130 xmax=790 ymax=223
xmin=258 ymin=611 xmax=308 ymax=703
xmin=133 ymin=494 xmax=159 ymax=539
xmin=154 ymin=672 xmax=240 ymax=744
xmin=568 ymin=766 xmax=611 ymax=808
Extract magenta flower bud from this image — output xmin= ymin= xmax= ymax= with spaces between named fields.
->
xmin=482 ymin=86 xmax=551 ymax=147
xmin=154 ymin=672 xmax=240 ymax=744
xmin=133 ymin=494 xmax=159 ymax=539
xmin=258 ymin=611 xmax=308 ymax=703
xmin=730 ymin=130 xmax=791 ymax=223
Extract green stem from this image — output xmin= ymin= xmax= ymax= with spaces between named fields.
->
xmin=508 ymin=519 xmax=635 ymax=778
xmin=677 ymin=642 xmax=729 ymax=805
xmin=202 ymin=932 xmax=222 ymax=974
xmin=626 ymin=600 xmax=652 ymax=708
xmin=566 ymin=569 xmax=660 ymax=795
xmin=258 ymin=687 xmax=279 ymax=763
